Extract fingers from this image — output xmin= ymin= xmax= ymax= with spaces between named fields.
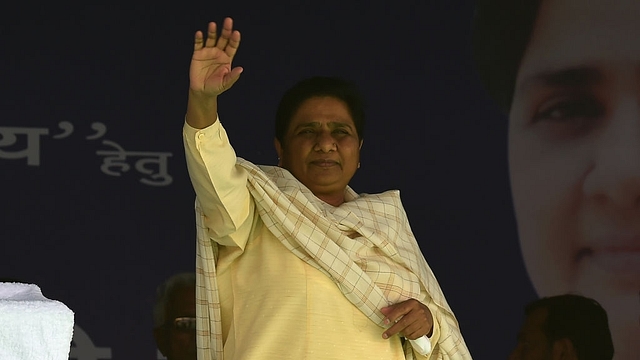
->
xmin=195 ymin=18 xmax=241 ymax=56
xmin=381 ymin=300 xmax=413 ymax=325
xmin=194 ymin=30 xmax=204 ymax=51
xmin=204 ymin=21 xmax=218 ymax=48
xmin=382 ymin=316 xmax=428 ymax=340
xmin=382 ymin=314 xmax=414 ymax=339
xmin=381 ymin=299 xmax=433 ymax=340
xmin=397 ymin=317 xmax=427 ymax=340
xmin=215 ymin=17 xmax=234 ymax=50
xmin=225 ymin=30 xmax=241 ymax=58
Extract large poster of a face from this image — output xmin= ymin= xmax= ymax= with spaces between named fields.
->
xmin=474 ymin=0 xmax=640 ymax=358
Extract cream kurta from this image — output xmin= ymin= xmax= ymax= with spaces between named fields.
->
xmin=183 ymin=118 xmax=471 ymax=360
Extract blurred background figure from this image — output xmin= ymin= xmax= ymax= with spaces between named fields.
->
xmin=509 ymin=294 xmax=614 ymax=360
xmin=153 ymin=272 xmax=196 ymax=360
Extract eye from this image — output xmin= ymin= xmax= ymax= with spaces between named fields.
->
xmin=533 ymin=95 xmax=604 ymax=123
xmin=529 ymin=94 xmax=605 ymax=139
xmin=333 ymin=129 xmax=349 ymax=135
xmin=298 ymin=129 xmax=315 ymax=135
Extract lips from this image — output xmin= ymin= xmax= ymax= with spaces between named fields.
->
xmin=310 ymin=159 xmax=339 ymax=168
xmin=579 ymin=235 xmax=640 ymax=275
xmin=592 ymin=250 xmax=640 ymax=273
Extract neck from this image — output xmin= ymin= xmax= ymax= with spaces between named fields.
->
xmin=317 ymin=192 xmax=345 ymax=207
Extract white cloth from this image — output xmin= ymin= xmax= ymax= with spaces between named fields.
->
xmin=0 ymin=282 xmax=74 ymax=360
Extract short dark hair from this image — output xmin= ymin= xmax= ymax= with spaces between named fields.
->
xmin=471 ymin=0 xmax=541 ymax=113
xmin=524 ymin=294 xmax=614 ymax=360
xmin=153 ymin=272 xmax=196 ymax=329
xmin=274 ymin=76 xmax=365 ymax=146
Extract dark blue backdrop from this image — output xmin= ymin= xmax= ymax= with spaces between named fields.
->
xmin=1 ymin=1 xmax=535 ymax=359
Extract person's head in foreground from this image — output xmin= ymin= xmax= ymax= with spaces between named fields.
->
xmin=509 ymin=294 xmax=614 ymax=360
xmin=153 ymin=272 xmax=197 ymax=360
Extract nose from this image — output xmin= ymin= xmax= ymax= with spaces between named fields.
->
xmin=583 ymin=98 xmax=640 ymax=209
xmin=314 ymin=130 xmax=336 ymax=153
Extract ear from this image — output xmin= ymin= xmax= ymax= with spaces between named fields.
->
xmin=357 ymin=140 xmax=364 ymax=169
xmin=551 ymin=338 xmax=577 ymax=360
xmin=274 ymin=138 xmax=283 ymax=166
xmin=153 ymin=327 xmax=170 ymax=357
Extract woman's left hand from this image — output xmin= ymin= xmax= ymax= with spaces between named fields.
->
xmin=380 ymin=298 xmax=433 ymax=340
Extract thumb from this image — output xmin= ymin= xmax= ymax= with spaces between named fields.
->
xmin=223 ymin=67 xmax=244 ymax=88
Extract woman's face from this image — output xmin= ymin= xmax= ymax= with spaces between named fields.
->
xmin=508 ymin=0 xmax=640 ymax=358
xmin=275 ymin=96 xmax=362 ymax=206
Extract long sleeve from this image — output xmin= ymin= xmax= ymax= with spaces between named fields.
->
xmin=183 ymin=118 xmax=254 ymax=248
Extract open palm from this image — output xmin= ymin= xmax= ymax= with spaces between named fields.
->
xmin=190 ymin=17 xmax=243 ymax=96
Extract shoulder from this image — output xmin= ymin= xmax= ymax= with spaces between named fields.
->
xmin=349 ymin=189 xmax=407 ymax=214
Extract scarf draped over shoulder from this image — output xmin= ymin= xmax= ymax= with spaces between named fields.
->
xmin=194 ymin=159 xmax=470 ymax=360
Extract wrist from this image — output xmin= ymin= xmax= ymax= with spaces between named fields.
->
xmin=186 ymin=90 xmax=218 ymax=129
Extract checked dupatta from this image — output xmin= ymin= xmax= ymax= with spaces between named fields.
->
xmin=194 ymin=159 xmax=470 ymax=360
